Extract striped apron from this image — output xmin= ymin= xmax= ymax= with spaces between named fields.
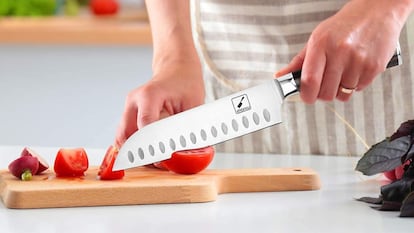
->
xmin=191 ymin=0 xmax=414 ymax=156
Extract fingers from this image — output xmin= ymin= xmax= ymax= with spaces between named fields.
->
xmin=300 ymin=45 xmax=326 ymax=104
xmin=280 ymin=45 xmax=378 ymax=103
xmin=274 ymin=47 xmax=306 ymax=78
xmin=137 ymin=95 xmax=162 ymax=129
xmin=115 ymin=87 xmax=165 ymax=147
xmin=336 ymin=79 xmax=359 ymax=102
xmin=115 ymin=93 xmax=139 ymax=146
xmin=336 ymin=55 xmax=362 ymax=102
xmin=354 ymin=58 xmax=385 ymax=91
xmin=336 ymin=52 xmax=385 ymax=101
xmin=317 ymin=58 xmax=344 ymax=101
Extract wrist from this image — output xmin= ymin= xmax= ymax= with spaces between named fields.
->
xmin=153 ymin=45 xmax=200 ymax=68
xmin=152 ymin=55 xmax=202 ymax=77
xmin=385 ymin=0 xmax=414 ymax=27
xmin=401 ymin=0 xmax=414 ymax=12
xmin=350 ymin=0 xmax=414 ymax=26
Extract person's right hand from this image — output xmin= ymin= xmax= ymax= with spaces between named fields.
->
xmin=115 ymin=60 xmax=205 ymax=147
xmin=275 ymin=0 xmax=413 ymax=104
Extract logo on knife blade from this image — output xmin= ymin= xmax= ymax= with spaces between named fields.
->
xmin=232 ymin=94 xmax=251 ymax=114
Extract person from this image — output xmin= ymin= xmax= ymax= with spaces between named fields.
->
xmin=115 ymin=0 xmax=414 ymax=156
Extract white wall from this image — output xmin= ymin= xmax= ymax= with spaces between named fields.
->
xmin=0 ymin=45 xmax=153 ymax=148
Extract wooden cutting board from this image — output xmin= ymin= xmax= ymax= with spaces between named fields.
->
xmin=0 ymin=166 xmax=320 ymax=209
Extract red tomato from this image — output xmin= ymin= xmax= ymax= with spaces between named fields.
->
xmin=145 ymin=162 xmax=168 ymax=170
xmin=384 ymin=169 xmax=397 ymax=181
xmin=54 ymin=148 xmax=89 ymax=177
xmin=153 ymin=162 xmax=168 ymax=170
xmin=90 ymin=0 xmax=119 ymax=16
xmin=384 ymin=160 xmax=411 ymax=181
xmin=161 ymin=146 xmax=215 ymax=174
xmin=98 ymin=145 xmax=125 ymax=180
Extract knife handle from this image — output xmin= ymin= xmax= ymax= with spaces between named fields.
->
xmin=280 ymin=47 xmax=402 ymax=98
xmin=291 ymin=70 xmax=301 ymax=91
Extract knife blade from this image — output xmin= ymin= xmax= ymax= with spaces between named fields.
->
xmin=113 ymin=50 xmax=402 ymax=171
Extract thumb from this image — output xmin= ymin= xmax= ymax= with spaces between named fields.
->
xmin=274 ymin=46 xmax=306 ymax=78
xmin=114 ymin=104 xmax=164 ymax=148
xmin=137 ymin=100 xmax=163 ymax=129
xmin=138 ymin=107 xmax=171 ymax=129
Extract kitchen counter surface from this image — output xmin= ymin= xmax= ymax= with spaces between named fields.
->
xmin=0 ymin=13 xmax=151 ymax=45
xmin=0 ymin=145 xmax=412 ymax=233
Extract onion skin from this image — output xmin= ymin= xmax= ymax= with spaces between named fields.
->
xmin=8 ymin=156 xmax=39 ymax=181
xmin=20 ymin=147 xmax=49 ymax=174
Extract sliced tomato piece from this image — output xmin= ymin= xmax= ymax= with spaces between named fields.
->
xmin=161 ymin=146 xmax=215 ymax=174
xmin=54 ymin=148 xmax=89 ymax=177
xmin=98 ymin=145 xmax=125 ymax=180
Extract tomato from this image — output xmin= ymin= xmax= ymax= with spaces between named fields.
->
xmin=54 ymin=148 xmax=89 ymax=177
xmin=89 ymin=0 xmax=119 ymax=16
xmin=98 ymin=145 xmax=125 ymax=180
xmin=384 ymin=160 xmax=411 ymax=181
xmin=161 ymin=146 xmax=215 ymax=174
xmin=384 ymin=169 xmax=397 ymax=181
xmin=153 ymin=162 xmax=168 ymax=170
xmin=145 ymin=162 xmax=168 ymax=170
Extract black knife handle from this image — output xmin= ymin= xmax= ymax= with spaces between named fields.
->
xmin=292 ymin=70 xmax=301 ymax=91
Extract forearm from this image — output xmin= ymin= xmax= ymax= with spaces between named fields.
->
xmin=145 ymin=0 xmax=200 ymax=73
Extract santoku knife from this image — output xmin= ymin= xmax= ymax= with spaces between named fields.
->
xmin=113 ymin=49 xmax=402 ymax=171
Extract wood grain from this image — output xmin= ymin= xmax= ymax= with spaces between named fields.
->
xmin=0 ymin=167 xmax=320 ymax=209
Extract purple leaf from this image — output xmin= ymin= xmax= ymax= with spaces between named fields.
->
xmin=400 ymin=191 xmax=414 ymax=217
xmin=390 ymin=120 xmax=414 ymax=141
xmin=355 ymin=137 xmax=410 ymax=175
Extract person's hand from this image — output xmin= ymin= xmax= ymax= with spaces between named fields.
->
xmin=276 ymin=0 xmax=412 ymax=103
xmin=115 ymin=60 xmax=204 ymax=146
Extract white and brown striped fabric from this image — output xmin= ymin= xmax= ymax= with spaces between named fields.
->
xmin=191 ymin=0 xmax=414 ymax=156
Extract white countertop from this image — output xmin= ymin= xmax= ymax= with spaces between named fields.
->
xmin=1 ymin=145 xmax=412 ymax=233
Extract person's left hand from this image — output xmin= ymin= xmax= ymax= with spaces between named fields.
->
xmin=275 ymin=0 xmax=412 ymax=103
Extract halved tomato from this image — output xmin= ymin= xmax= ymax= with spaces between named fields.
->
xmin=54 ymin=148 xmax=89 ymax=177
xmin=98 ymin=145 xmax=125 ymax=180
xmin=161 ymin=146 xmax=215 ymax=174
